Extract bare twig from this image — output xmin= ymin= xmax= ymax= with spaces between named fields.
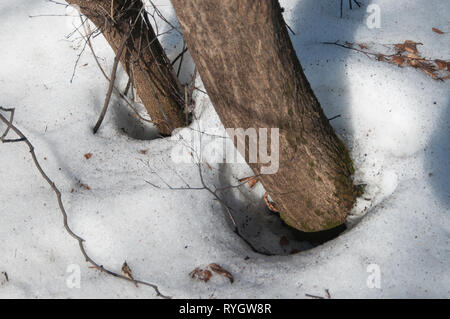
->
xmin=83 ymin=21 xmax=109 ymax=80
xmin=171 ymin=45 xmax=189 ymax=66
xmin=142 ymin=128 xmax=272 ymax=256
xmin=341 ymin=0 xmax=362 ymax=18
xmin=328 ymin=114 xmax=341 ymax=121
xmin=64 ymin=1 xmax=181 ymax=132
xmin=147 ymin=0 xmax=183 ymax=35
xmin=323 ymin=40 xmax=449 ymax=81
xmin=0 ymin=107 xmax=14 ymax=140
xmin=176 ymin=40 xmax=187 ymax=78
xmin=0 ymin=107 xmax=170 ymax=298
xmin=193 ymin=87 xmax=208 ymax=95
xmin=124 ymin=77 xmax=132 ymax=96
xmin=79 ymin=20 xmax=153 ymax=125
xmin=184 ymin=86 xmax=189 ymax=126
xmin=70 ymin=30 xmax=89 ymax=83
xmin=93 ymin=30 xmax=130 ymax=134
xmin=322 ymin=40 xmax=433 ymax=62
xmin=285 ymin=23 xmax=295 ymax=35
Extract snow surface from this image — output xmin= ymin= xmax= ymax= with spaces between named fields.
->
xmin=0 ymin=0 xmax=448 ymax=298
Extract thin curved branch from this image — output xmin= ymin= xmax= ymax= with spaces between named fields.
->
xmin=0 ymin=107 xmax=170 ymax=298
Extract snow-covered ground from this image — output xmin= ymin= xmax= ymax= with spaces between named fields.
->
xmin=0 ymin=0 xmax=448 ymax=298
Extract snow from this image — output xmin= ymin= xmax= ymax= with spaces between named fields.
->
xmin=0 ymin=0 xmax=448 ymax=298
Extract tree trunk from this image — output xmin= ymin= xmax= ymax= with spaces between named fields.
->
xmin=67 ymin=0 xmax=185 ymax=135
xmin=171 ymin=0 xmax=361 ymax=232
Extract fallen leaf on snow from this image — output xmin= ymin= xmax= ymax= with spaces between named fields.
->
xmin=407 ymin=59 xmax=420 ymax=68
xmin=415 ymin=61 xmax=438 ymax=79
xmin=406 ymin=52 xmax=422 ymax=60
xmin=358 ymin=43 xmax=368 ymax=49
xmin=189 ymin=267 xmax=212 ymax=283
xmin=404 ymin=40 xmax=420 ymax=53
xmin=248 ymin=178 xmax=259 ymax=188
xmin=84 ymin=153 xmax=92 ymax=159
xmin=80 ymin=183 xmax=91 ymax=190
xmin=121 ymin=261 xmax=138 ymax=287
xmin=238 ymin=176 xmax=259 ymax=188
xmin=395 ymin=40 xmax=421 ymax=54
xmin=391 ymin=56 xmax=405 ymax=66
xmin=376 ymin=54 xmax=386 ymax=61
xmin=205 ymin=161 xmax=213 ymax=170
xmin=432 ymin=27 xmax=444 ymax=34
xmin=208 ymin=263 xmax=234 ymax=283
xmin=435 ymin=59 xmax=448 ymax=70
xmin=264 ymin=192 xmax=279 ymax=213
xmin=421 ymin=67 xmax=437 ymax=79
xmin=334 ymin=39 xmax=448 ymax=81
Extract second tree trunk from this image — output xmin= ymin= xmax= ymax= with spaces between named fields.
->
xmin=67 ymin=0 xmax=186 ymax=135
xmin=171 ymin=0 xmax=360 ymax=232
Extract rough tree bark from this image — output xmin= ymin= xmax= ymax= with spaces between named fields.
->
xmin=67 ymin=0 xmax=185 ymax=135
xmin=171 ymin=0 xmax=361 ymax=232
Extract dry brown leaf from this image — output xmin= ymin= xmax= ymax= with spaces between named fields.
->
xmin=208 ymin=263 xmax=234 ymax=283
xmin=395 ymin=40 xmax=420 ymax=54
xmin=404 ymin=40 xmax=420 ymax=54
xmin=358 ymin=43 xmax=368 ymax=49
xmin=247 ymin=178 xmax=259 ymax=189
xmin=138 ymin=149 xmax=148 ymax=155
xmin=376 ymin=54 xmax=386 ymax=61
xmin=238 ymin=176 xmax=259 ymax=188
xmin=121 ymin=261 xmax=138 ymax=287
xmin=406 ymin=52 xmax=422 ymax=60
xmin=394 ymin=43 xmax=405 ymax=53
xmin=421 ymin=62 xmax=437 ymax=72
xmin=205 ymin=161 xmax=213 ymax=170
xmin=407 ymin=59 xmax=420 ymax=68
xmin=341 ymin=39 xmax=447 ymax=82
xmin=406 ymin=58 xmax=441 ymax=80
xmin=391 ymin=56 xmax=405 ymax=66
xmin=421 ymin=67 xmax=437 ymax=79
xmin=264 ymin=192 xmax=279 ymax=213
xmin=189 ymin=267 xmax=212 ymax=283
xmin=84 ymin=153 xmax=92 ymax=159
xmin=80 ymin=183 xmax=91 ymax=190
xmin=435 ymin=59 xmax=448 ymax=70
xmin=238 ymin=176 xmax=253 ymax=183
xmin=442 ymin=75 xmax=450 ymax=80
xmin=432 ymin=27 xmax=444 ymax=35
